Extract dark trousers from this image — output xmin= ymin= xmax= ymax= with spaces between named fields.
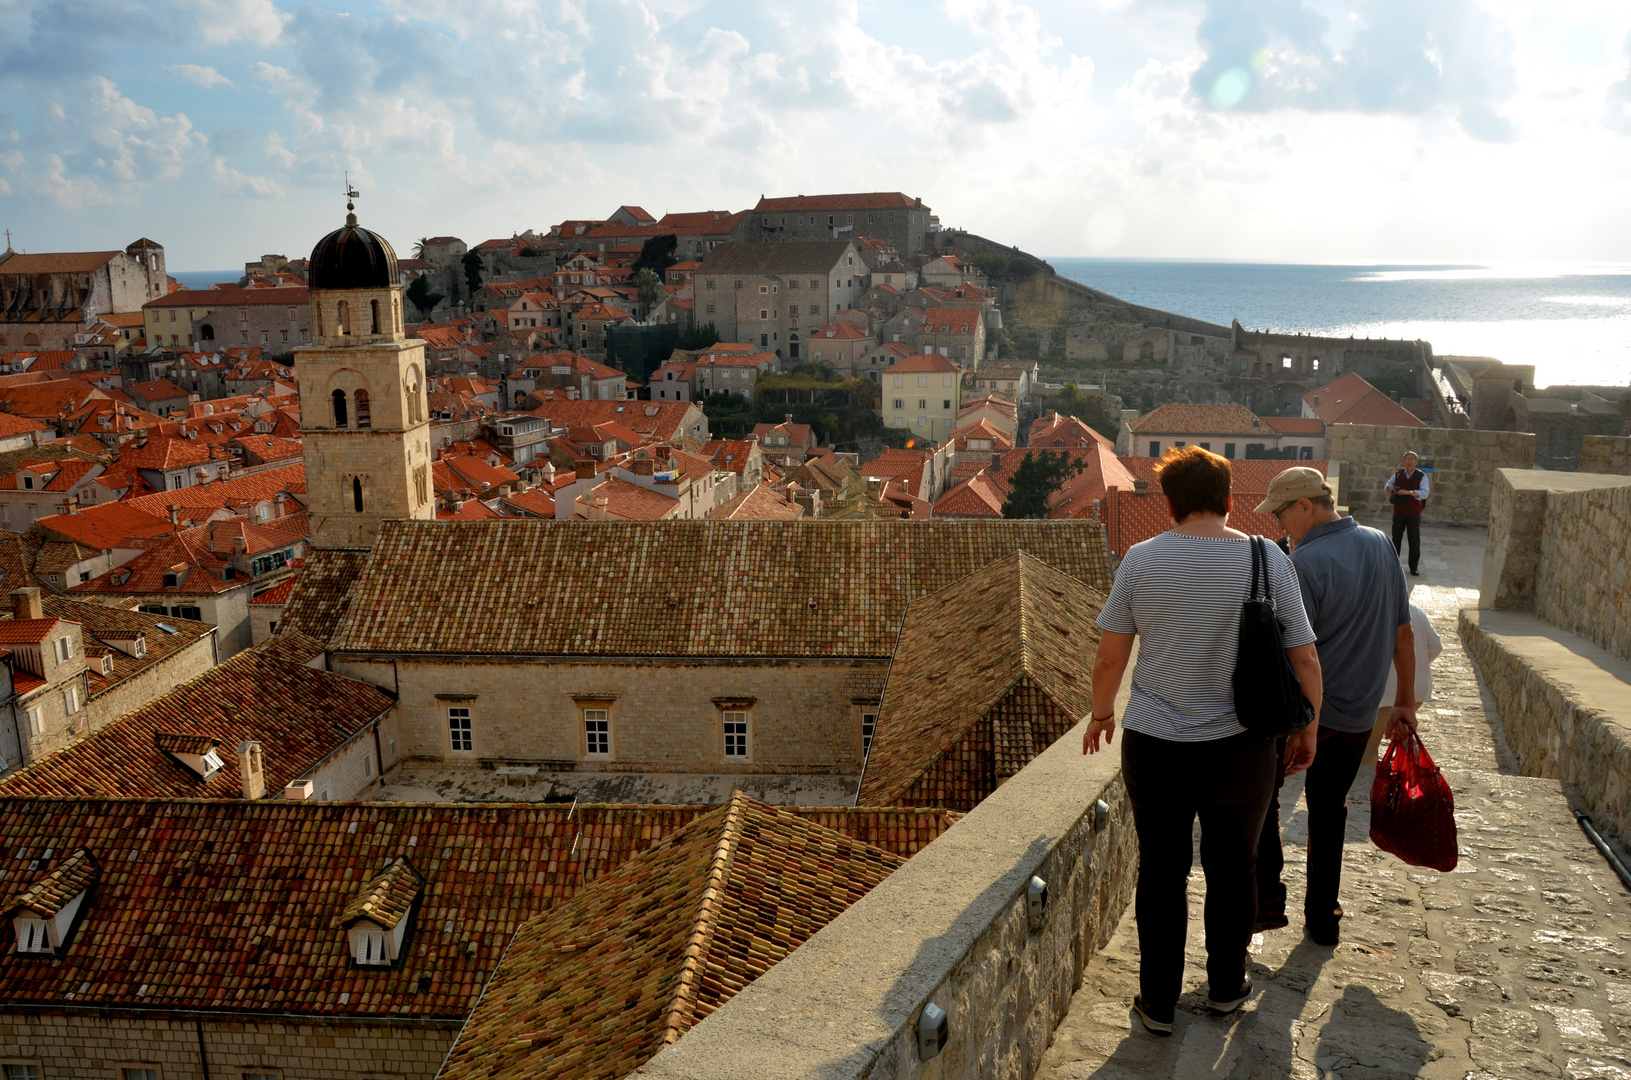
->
xmin=1256 ymin=728 xmax=1373 ymax=926
xmin=1122 ymin=728 xmax=1277 ymax=1017
xmin=1390 ymin=513 xmax=1421 ymax=573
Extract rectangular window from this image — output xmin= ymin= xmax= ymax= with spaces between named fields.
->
xmin=1224 ymin=442 xmax=1236 ymax=459
xmin=1148 ymin=441 xmax=1160 ymax=457
xmin=760 ymin=309 xmax=768 ymax=320
xmin=861 ymin=711 xmax=878 ymax=754
xmin=943 ymin=400 xmax=952 ymax=410
xmin=892 ymin=399 xmax=903 ymax=410
xmin=584 ymin=709 xmax=610 ymax=756
xmin=705 ymin=303 xmax=716 ymax=315
xmin=917 ymin=399 xmax=926 ymax=410
xmin=706 ymin=280 xmax=715 ymax=290
xmin=1199 ymin=442 xmax=1211 ymax=450
xmin=722 ymin=710 xmax=750 ymax=758
xmin=54 ymin=637 xmax=72 ymax=662
xmin=788 ymin=305 xmax=798 ymax=316
xmin=918 ymin=376 xmax=928 ymax=387
xmin=448 ymin=708 xmax=472 ymax=752
xmin=810 ymin=280 xmax=819 ymax=290
xmin=5 ymin=1066 xmax=41 ymax=1080
xmin=122 ymin=1070 xmax=160 ymax=1080
xmin=62 ymin=686 xmax=79 ymax=715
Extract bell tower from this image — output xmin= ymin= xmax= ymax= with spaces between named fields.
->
xmin=295 ymin=193 xmax=435 ymax=549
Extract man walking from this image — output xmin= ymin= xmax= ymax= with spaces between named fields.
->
xmin=1254 ymin=467 xmax=1417 ymax=946
xmin=1385 ymin=451 xmax=1429 ymax=576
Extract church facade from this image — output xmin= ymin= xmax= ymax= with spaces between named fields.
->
xmin=0 ymin=238 xmax=169 ymax=350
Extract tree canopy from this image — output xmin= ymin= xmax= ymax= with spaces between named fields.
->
xmin=462 ymin=251 xmax=484 ymax=293
xmin=633 ymin=234 xmax=679 ymax=276
xmin=405 ymin=275 xmax=443 ymax=318
xmin=676 ymin=322 xmax=721 ymax=350
xmin=1033 ymin=382 xmax=1121 ymax=441
xmin=1001 ymin=450 xmax=1085 ymax=519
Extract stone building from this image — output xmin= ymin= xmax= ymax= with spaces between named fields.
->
xmin=750 ymin=193 xmax=934 ymax=257
xmin=0 ymin=239 xmax=169 ymax=351
xmin=293 ymin=201 xmax=438 ymax=550
xmin=142 ymin=283 xmax=311 ymax=352
xmin=692 ymin=242 xmax=861 ymax=360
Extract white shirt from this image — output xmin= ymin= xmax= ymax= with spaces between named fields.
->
xmin=1381 ymin=603 xmax=1443 ymax=706
xmin=1384 ymin=469 xmax=1430 ymax=499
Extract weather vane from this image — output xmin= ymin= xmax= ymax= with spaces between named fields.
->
xmin=345 ymin=172 xmax=360 ymax=212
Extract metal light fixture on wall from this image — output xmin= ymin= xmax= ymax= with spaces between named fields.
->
xmin=917 ymin=1002 xmax=948 ymax=1060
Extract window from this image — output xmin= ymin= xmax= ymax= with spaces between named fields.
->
xmin=943 ymin=375 xmax=953 ymax=387
xmin=722 ymin=710 xmax=750 ymax=758
xmin=583 ymin=709 xmax=610 ymax=756
xmin=352 ymin=476 xmax=364 ymax=513
xmin=332 ymin=389 xmax=349 ymax=427
xmin=759 ymin=309 xmax=768 ymax=320
xmin=63 ymin=686 xmax=80 ymax=715
xmin=892 ymin=376 xmax=903 ymax=388
xmin=54 ymin=637 xmax=72 ymax=662
xmin=355 ymin=390 xmax=371 ymax=429
xmin=917 ymin=416 xmax=927 ymax=428
xmin=892 ymin=416 xmax=905 ymax=427
xmin=943 ymin=400 xmax=952 ymax=410
xmin=706 ymin=280 xmax=715 ymax=290
xmin=1224 ymin=443 xmax=1236 ymax=459
xmin=788 ymin=305 xmax=798 ymax=316
xmin=355 ymin=926 xmax=389 ymax=965
xmin=861 ymin=711 xmax=878 ymax=754
xmin=15 ymin=919 xmax=49 ymax=953
xmin=917 ymin=399 xmax=927 ymax=410
xmin=1148 ymin=441 xmax=1160 ymax=457
xmin=892 ymin=399 xmax=903 ymax=410
xmin=810 ymin=280 xmax=819 ymax=290
xmin=122 ymin=1069 xmax=160 ymax=1080
xmin=705 ymin=303 xmax=716 ymax=315
xmin=1199 ymin=442 xmax=1210 ymax=450
xmin=448 ymin=708 xmax=472 ymax=752
xmin=759 ymin=285 xmax=768 ymax=294
xmin=918 ymin=375 xmax=928 ymax=388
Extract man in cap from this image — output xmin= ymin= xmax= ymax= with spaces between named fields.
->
xmin=1253 ymin=466 xmax=1416 ymax=946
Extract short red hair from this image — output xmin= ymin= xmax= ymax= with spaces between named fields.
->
xmin=1156 ymin=445 xmax=1231 ymax=522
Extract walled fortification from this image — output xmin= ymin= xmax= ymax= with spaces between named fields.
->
xmin=1464 ymin=467 xmax=1631 ymax=845
xmin=1580 ymin=435 xmax=1631 ymax=475
xmin=1328 ymin=423 xmax=1536 ymax=527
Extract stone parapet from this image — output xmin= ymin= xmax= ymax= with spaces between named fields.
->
xmin=633 ymin=720 xmax=1135 ymax=1080
xmin=1461 ymin=608 xmax=1631 ymax=847
xmin=1328 ymin=423 xmax=1535 ymax=526
xmin=1579 ymin=434 xmax=1631 ymax=476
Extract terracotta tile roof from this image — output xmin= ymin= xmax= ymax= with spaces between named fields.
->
xmin=40 ymin=596 xmax=216 ymax=700
xmin=229 ymin=434 xmax=304 ymax=461
xmin=438 ymin=454 xmax=521 ymax=493
xmin=1303 ymin=373 xmax=1426 ymax=428
xmin=0 ymin=383 xmax=102 ymax=421
xmin=578 ymin=477 xmax=680 ymax=520
xmin=328 ymin=520 xmax=1110 ymax=657
xmin=919 ymin=307 xmax=982 ymax=334
xmin=0 ymin=457 xmax=99 ymax=492
xmin=947 ymin=419 xmax=1014 ymax=451
xmin=1115 ymin=456 xmax=1328 ymax=495
xmin=72 ymin=533 xmax=238 ymax=596
xmin=5 ymin=846 xmax=98 ymax=921
xmin=437 ymin=795 xmax=906 ymax=1080
xmin=0 ymin=633 xmax=392 ymax=799
xmin=755 ymin=192 xmax=921 ymax=211
xmin=0 ymin=798 xmax=952 ymax=1022
xmin=654 ymin=210 xmax=746 ymax=232
xmin=143 ymin=284 xmax=309 ymax=309
xmin=499 ymin=488 xmax=556 ymax=517
xmin=933 ymin=446 xmax=1136 ymax=521
xmin=709 ymin=484 xmax=805 ymax=520
xmin=884 ymin=352 xmax=961 ymax=375
xmin=573 ymin=302 xmax=632 ymax=321
xmin=526 ymin=400 xmax=696 ymax=443
xmin=1129 ymin=403 xmax=1269 ymax=436
xmin=339 ymin=858 xmax=422 ymax=930
xmin=1029 ymin=411 xmax=1111 ymax=449
xmin=859 ymin=553 xmax=1105 ymax=810
xmin=277 ymin=549 xmax=370 ymax=643
xmin=0 ymin=618 xmax=67 ymax=645
xmin=0 ymin=412 xmax=51 ymax=437
xmin=115 ymin=436 xmax=214 ymax=470
xmin=436 ymin=497 xmax=502 ymax=521
xmin=1261 ymin=416 xmax=1326 ymax=435
xmin=32 ymin=505 xmax=173 ymax=554
xmin=249 ymin=575 xmax=299 ymax=605
xmin=122 ymin=463 xmax=305 ymax=521
xmin=933 ymin=471 xmax=1007 ymax=517
xmin=0 ymin=250 xmax=122 ymax=274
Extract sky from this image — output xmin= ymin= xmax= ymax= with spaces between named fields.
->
xmin=3 ymin=0 xmax=1631 ymax=270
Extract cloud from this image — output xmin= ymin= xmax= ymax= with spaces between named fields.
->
xmin=170 ymin=64 xmax=231 ymax=89
xmin=1189 ymin=0 xmax=1519 ymax=141
xmin=211 ymin=156 xmax=283 ymax=198
xmin=1608 ymin=31 xmax=1631 ymax=134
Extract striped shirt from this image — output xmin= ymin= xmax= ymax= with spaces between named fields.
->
xmin=1097 ymin=532 xmax=1317 ymax=742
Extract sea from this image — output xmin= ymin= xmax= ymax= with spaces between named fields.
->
xmin=1048 ymin=259 xmax=1631 ymax=390
xmin=174 ymin=261 xmax=1631 ymax=390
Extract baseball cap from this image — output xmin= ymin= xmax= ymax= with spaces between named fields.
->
xmin=1253 ymin=467 xmax=1331 ymax=514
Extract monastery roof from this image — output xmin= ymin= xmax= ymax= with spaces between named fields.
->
xmin=859 ymin=553 xmax=1105 ymax=808
xmin=0 ymin=633 xmax=392 ymax=799
xmin=754 ymin=192 xmax=922 ymax=211
xmin=1129 ymin=403 xmax=1269 ymax=436
xmin=276 ymin=549 xmax=370 ymax=644
xmin=655 ymin=210 xmax=747 ymax=231
xmin=709 ymin=483 xmax=805 ymax=521
xmin=0 ymin=251 xmax=124 ymax=274
xmin=696 ymin=242 xmax=854 ymax=275
xmin=438 ymin=795 xmax=906 ymax=1080
xmin=325 ymin=520 xmax=1111 ymax=658
xmin=121 ymin=463 xmax=306 ymax=523
xmin=41 ymin=596 xmax=216 ymax=699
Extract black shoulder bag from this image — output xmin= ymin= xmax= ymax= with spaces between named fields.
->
xmin=1233 ymin=536 xmax=1316 ymax=736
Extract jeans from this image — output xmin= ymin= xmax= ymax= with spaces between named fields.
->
xmin=1390 ymin=514 xmax=1421 ymax=573
xmin=1257 ymin=727 xmax=1373 ymax=927
xmin=1122 ymin=728 xmax=1278 ymax=1018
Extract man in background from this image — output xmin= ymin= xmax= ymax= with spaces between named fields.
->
xmin=1385 ymin=451 xmax=1429 ymax=577
xmin=1254 ymin=467 xmax=1417 ymax=947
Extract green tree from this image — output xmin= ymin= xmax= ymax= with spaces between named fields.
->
xmin=405 ymin=275 xmax=444 ymax=319
xmin=634 ymin=268 xmax=661 ymax=318
xmin=1001 ymin=450 xmax=1085 ymax=519
xmin=969 ymin=253 xmax=1008 ymax=277
xmin=699 ymin=390 xmax=756 ymax=438
xmin=413 ymin=237 xmax=430 ymax=259
xmin=462 ymin=252 xmax=484 ymax=293
xmin=633 ymin=234 xmax=679 ymax=276
xmin=1034 ymin=381 xmax=1121 ymax=441
xmin=676 ymin=322 xmax=721 ymax=350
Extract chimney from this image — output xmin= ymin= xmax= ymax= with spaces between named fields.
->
xmin=1132 ymin=479 xmax=1148 ymax=496
xmin=574 ymin=459 xmax=596 ymax=481
xmin=11 ymin=587 xmax=43 ymax=621
xmin=990 ymin=452 xmax=1003 ymax=470
xmin=784 ymin=413 xmax=793 ymax=425
xmin=238 ymin=740 xmax=265 ymax=800
xmin=137 ymin=429 xmax=148 ymax=448
xmin=866 ymin=477 xmax=883 ymax=500
xmin=167 ymin=503 xmax=180 ymax=525
xmin=631 ymin=458 xmax=654 ymax=477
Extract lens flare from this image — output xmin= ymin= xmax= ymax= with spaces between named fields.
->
xmin=1210 ymin=66 xmax=1252 ymax=109
xmin=906 ymin=439 xmax=916 ymax=448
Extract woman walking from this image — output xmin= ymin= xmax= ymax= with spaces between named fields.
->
xmin=1085 ymin=446 xmax=1322 ymax=1034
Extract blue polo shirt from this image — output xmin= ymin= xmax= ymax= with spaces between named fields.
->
xmin=1291 ymin=516 xmax=1412 ymax=733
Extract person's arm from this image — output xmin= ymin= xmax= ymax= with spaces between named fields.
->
xmin=1282 ymin=642 xmax=1322 ymax=776
xmin=1415 ymin=473 xmax=1430 ymax=500
xmin=1386 ymin=620 xmax=1419 ymax=738
xmin=1384 ymin=470 xmax=1398 ymax=493
xmin=1085 ymin=630 xmax=1134 ymax=754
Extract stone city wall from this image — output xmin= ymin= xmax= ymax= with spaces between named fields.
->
xmin=338 ymin=656 xmax=888 ymax=774
xmin=1328 ymin=423 xmax=1536 ymax=526
xmin=1579 ymin=435 xmax=1631 ymax=476
xmin=0 ymin=1011 xmax=454 ymax=1080
xmin=634 ymin=720 xmax=1137 ymax=1080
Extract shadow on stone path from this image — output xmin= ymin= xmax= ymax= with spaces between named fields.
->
xmin=1038 ymin=524 xmax=1631 ymax=1080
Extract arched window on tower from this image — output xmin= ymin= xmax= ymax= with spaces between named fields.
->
xmin=405 ymin=370 xmax=423 ymax=424
xmin=355 ymin=388 xmax=371 ymax=429
xmin=337 ymin=300 xmax=350 ymax=335
xmin=200 ymin=324 xmax=214 ymax=341
xmin=353 ymin=476 xmax=364 ymax=513
xmin=332 ymin=388 xmax=349 ymax=427
xmin=370 ymin=299 xmax=381 ymax=335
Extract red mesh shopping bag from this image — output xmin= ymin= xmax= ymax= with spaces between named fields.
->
xmin=1370 ymin=731 xmax=1458 ymax=872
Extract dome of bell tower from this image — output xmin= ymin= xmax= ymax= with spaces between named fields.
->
xmin=308 ymin=202 xmax=398 ymax=290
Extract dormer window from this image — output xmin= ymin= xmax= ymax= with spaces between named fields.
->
xmin=340 ymin=857 xmax=423 ymax=970
xmin=155 ymin=732 xmax=224 ymax=781
xmin=7 ymin=848 xmax=97 ymax=958
xmin=22 ymin=477 xmax=32 ymax=490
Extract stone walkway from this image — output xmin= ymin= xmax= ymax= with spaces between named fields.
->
xmin=1038 ymin=524 xmax=1631 ymax=1080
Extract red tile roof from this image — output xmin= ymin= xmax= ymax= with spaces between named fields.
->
xmin=754 ymin=192 xmax=922 ymax=211
xmin=143 ymin=284 xmax=309 ymax=309
xmin=1260 ymin=416 xmax=1326 ymax=436
xmin=1303 ymin=373 xmax=1426 ymax=428
xmin=33 ymin=503 xmax=173 ymax=550
xmin=1129 ymin=403 xmax=1269 ymax=436
xmin=0 ymin=251 xmax=122 ymax=274
xmin=709 ymin=484 xmax=805 ymax=520
xmin=919 ymin=308 xmax=982 ymax=335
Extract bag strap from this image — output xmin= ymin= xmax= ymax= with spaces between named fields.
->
xmin=1248 ymin=535 xmax=1268 ymax=602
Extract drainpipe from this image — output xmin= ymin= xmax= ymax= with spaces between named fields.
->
xmin=195 ymin=1017 xmax=212 ymax=1080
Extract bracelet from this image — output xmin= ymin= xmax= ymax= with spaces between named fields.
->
xmin=1090 ymin=714 xmax=1114 ymax=723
